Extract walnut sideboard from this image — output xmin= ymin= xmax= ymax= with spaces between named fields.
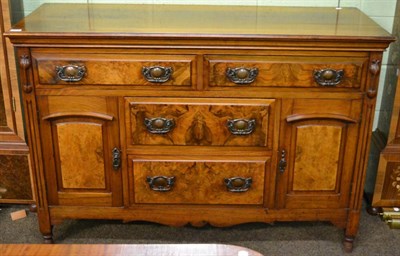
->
xmin=5 ymin=4 xmax=394 ymax=252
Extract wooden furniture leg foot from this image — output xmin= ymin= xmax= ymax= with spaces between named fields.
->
xmin=42 ymin=226 xmax=54 ymax=244
xmin=364 ymin=192 xmax=382 ymax=216
xmin=343 ymin=236 xmax=354 ymax=253
xmin=29 ymin=204 xmax=37 ymax=213
xmin=43 ymin=234 xmax=54 ymax=244
xmin=366 ymin=206 xmax=382 ymax=216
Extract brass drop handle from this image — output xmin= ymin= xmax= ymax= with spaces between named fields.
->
xmin=313 ymin=68 xmax=344 ymax=86
xmin=142 ymin=66 xmax=173 ymax=83
xmin=226 ymin=67 xmax=259 ymax=84
xmin=227 ymin=119 xmax=256 ymax=135
xmin=56 ymin=65 xmax=86 ymax=82
xmin=147 ymin=176 xmax=175 ymax=192
xmin=144 ymin=117 xmax=175 ymax=134
xmin=112 ymin=148 xmax=121 ymax=170
xmin=278 ymin=149 xmax=287 ymax=173
xmin=224 ymin=177 xmax=252 ymax=192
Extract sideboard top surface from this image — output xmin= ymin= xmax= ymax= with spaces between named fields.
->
xmin=6 ymin=4 xmax=394 ymax=43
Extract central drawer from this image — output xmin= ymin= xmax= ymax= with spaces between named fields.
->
xmin=129 ymin=157 xmax=269 ymax=205
xmin=125 ymin=97 xmax=275 ymax=148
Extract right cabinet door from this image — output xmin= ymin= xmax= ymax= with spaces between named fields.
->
xmin=277 ymin=98 xmax=362 ymax=209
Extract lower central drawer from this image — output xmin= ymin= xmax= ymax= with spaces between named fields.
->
xmin=129 ymin=157 xmax=269 ymax=205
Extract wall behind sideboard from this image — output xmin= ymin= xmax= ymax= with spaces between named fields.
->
xmin=16 ymin=0 xmax=398 ymax=130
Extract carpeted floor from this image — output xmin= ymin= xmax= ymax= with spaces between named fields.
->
xmin=0 ymin=203 xmax=399 ymax=256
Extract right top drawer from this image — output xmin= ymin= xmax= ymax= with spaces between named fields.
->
xmin=205 ymin=55 xmax=368 ymax=89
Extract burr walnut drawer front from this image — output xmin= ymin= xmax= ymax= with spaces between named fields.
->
xmin=31 ymin=51 xmax=195 ymax=88
xmin=126 ymin=97 xmax=275 ymax=148
xmin=206 ymin=55 xmax=368 ymax=89
xmin=129 ymin=157 xmax=269 ymax=205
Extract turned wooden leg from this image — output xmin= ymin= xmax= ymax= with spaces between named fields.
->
xmin=43 ymin=234 xmax=54 ymax=244
xmin=343 ymin=236 xmax=354 ymax=253
xmin=42 ymin=225 xmax=54 ymax=244
xmin=29 ymin=204 xmax=37 ymax=213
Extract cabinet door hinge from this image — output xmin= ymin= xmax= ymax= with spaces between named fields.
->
xmin=12 ymin=97 xmax=17 ymax=112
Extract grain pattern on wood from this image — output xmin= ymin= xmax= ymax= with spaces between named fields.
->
xmin=131 ymin=158 xmax=267 ymax=205
xmin=47 ymin=96 xmax=108 ymax=114
xmin=372 ymin=152 xmax=400 ymax=206
xmin=127 ymin=98 xmax=273 ymax=148
xmin=33 ymin=52 xmax=194 ymax=87
xmin=1 ymin=244 xmax=264 ymax=256
xmin=57 ymin=122 xmax=105 ymax=189
xmin=0 ymin=1 xmax=8 ymax=127
xmin=0 ymin=88 xmax=6 ymax=126
xmin=293 ymin=125 xmax=342 ymax=191
xmin=382 ymin=162 xmax=400 ymax=199
xmin=38 ymin=96 xmax=122 ymax=208
xmin=8 ymin=4 xmax=393 ymax=39
xmin=57 ymin=192 xmax=112 ymax=206
xmin=0 ymin=154 xmax=32 ymax=199
xmin=277 ymin=98 xmax=362 ymax=210
xmin=207 ymin=55 xmax=366 ymax=88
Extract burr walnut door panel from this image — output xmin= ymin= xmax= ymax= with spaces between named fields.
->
xmin=276 ymin=98 xmax=362 ymax=209
xmin=126 ymin=97 xmax=275 ymax=148
xmin=0 ymin=154 xmax=32 ymax=201
xmin=37 ymin=96 xmax=122 ymax=207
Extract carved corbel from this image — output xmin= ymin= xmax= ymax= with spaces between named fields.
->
xmin=19 ymin=55 xmax=32 ymax=93
xmin=367 ymin=60 xmax=381 ymax=99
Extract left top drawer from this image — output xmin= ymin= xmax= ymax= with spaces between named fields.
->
xmin=31 ymin=50 xmax=196 ymax=89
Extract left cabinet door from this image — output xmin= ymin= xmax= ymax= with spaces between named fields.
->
xmin=38 ymin=96 xmax=122 ymax=207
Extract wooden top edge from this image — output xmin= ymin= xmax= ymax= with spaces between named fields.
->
xmin=5 ymin=31 xmax=396 ymax=42
xmin=5 ymin=3 xmax=395 ymax=45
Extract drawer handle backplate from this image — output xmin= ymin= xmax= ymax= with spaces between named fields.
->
xmin=226 ymin=67 xmax=259 ymax=84
xmin=144 ymin=117 xmax=175 ymax=134
xmin=313 ymin=68 xmax=344 ymax=86
xmin=224 ymin=177 xmax=252 ymax=192
xmin=227 ymin=119 xmax=256 ymax=135
xmin=147 ymin=176 xmax=175 ymax=192
xmin=278 ymin=149 xmax=287 ymax=173
xmin=56 ymin=65 xmax=86 ymax=82
xmin=142 ymin=66 xmax=173 ymax=83
xmin=112 ymin=147 xmax=121 ymax=171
